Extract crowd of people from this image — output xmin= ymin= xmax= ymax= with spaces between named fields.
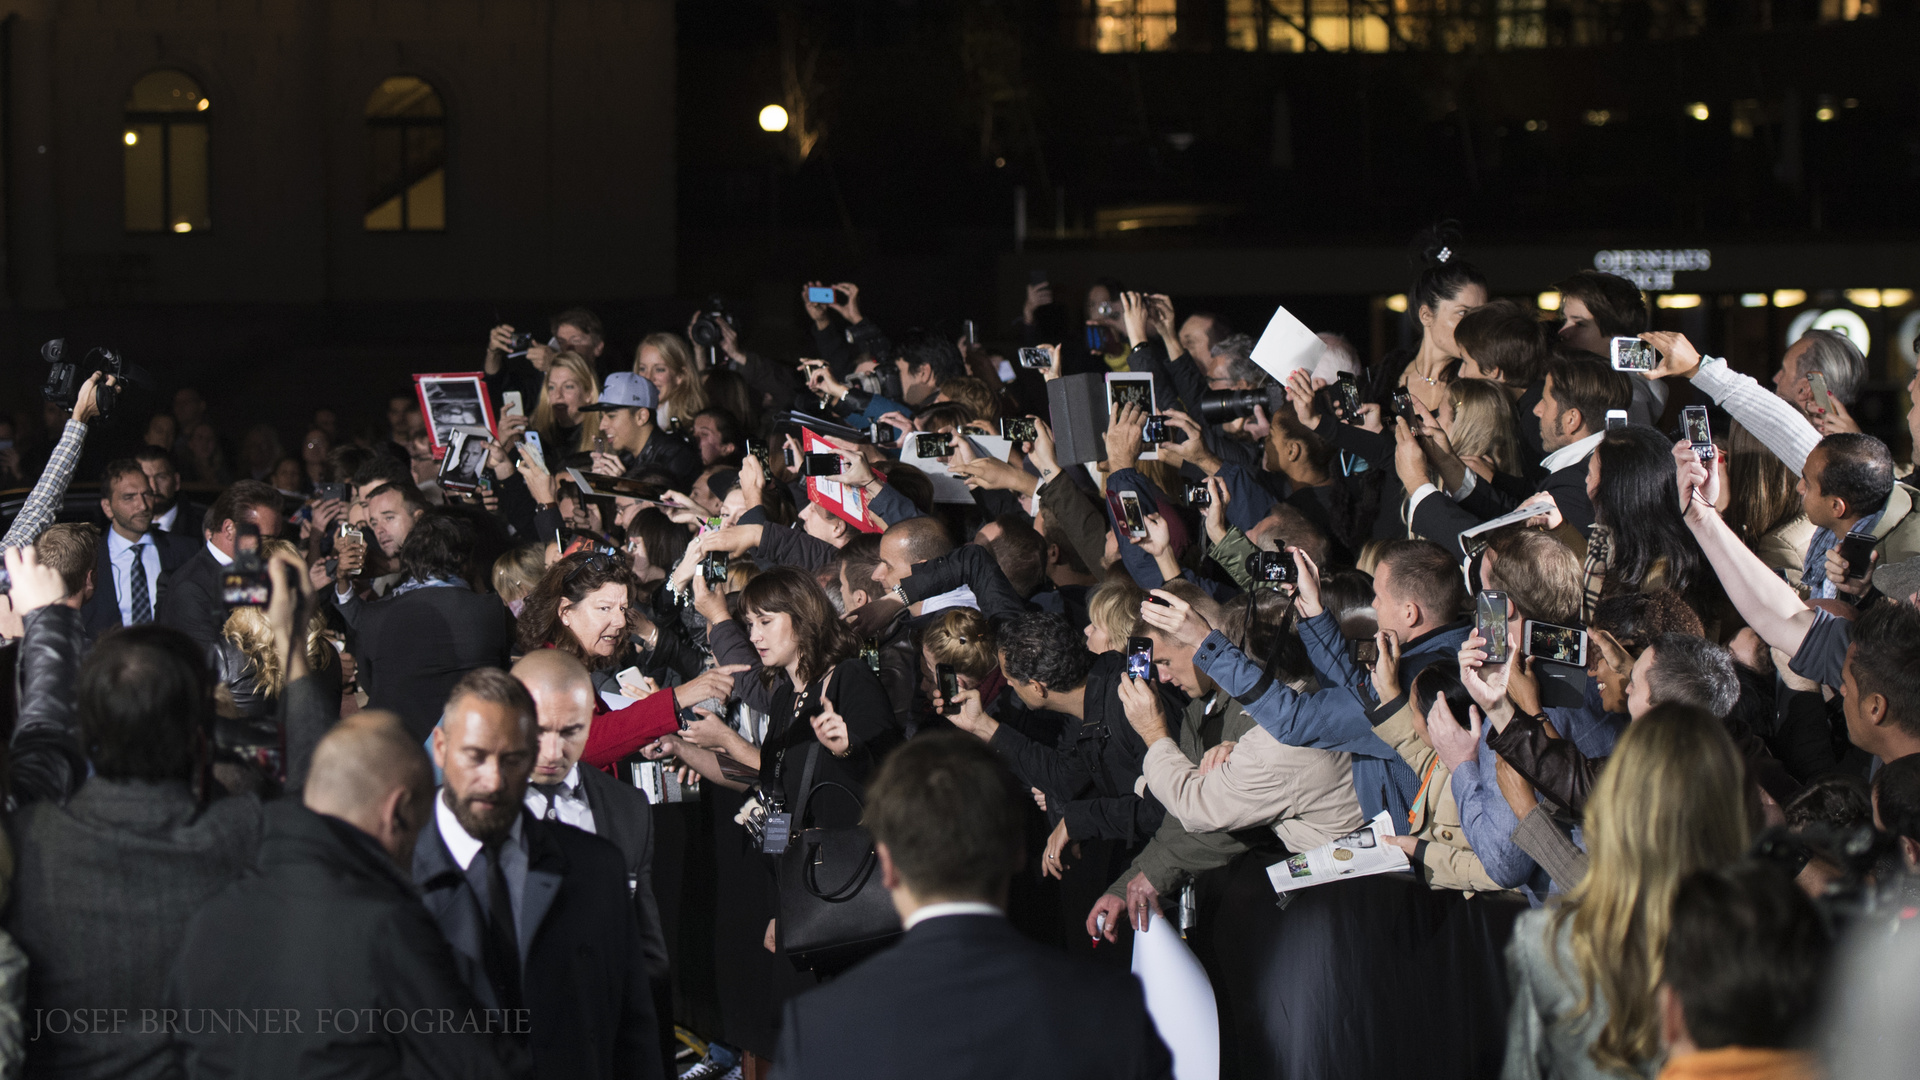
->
xmin=3 ymin=232 xmax=1920 ymax=1080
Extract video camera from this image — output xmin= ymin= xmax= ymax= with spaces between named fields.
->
xmin=42 ymin=338 xmax=147 ymax=422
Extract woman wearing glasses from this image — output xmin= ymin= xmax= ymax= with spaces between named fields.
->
xmin=516 ymin=551 xmax=741 ymax=768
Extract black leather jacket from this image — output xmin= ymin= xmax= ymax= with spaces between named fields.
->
xmin=211 ymin=639 xmax=276 ymax=720
xmin=10 ymin=605 xmax=92 ymax=810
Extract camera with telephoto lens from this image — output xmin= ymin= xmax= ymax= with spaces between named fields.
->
xmin=41 ymin=339 xmax=134 ymax=422
xmin=689 ymin=297 xmax=738 ymax=349
xmin=1248 ymin=550 xmax=1295 ymax=585
xmin=701 ymin=552 xmax=729 ymax=586
xmin=1197 ymin=383 xmax=1286 ymax=425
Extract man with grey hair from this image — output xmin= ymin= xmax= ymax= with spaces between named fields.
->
xmin=170 ymin=710 xmax=528 ymax=1078
xmin=415 ymin=668 xmax=664 ymax=1080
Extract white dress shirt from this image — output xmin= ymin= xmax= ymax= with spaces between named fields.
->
xmin=152 ymin=502 xmax=179 ymax=533
xmin=525 ymin=764 xmax=596 ymax=833
xmin=106 ymin=527 xmax=163 ymax=625
xmin=206 ymin=538 xmax=233 ymax=567
xmin=901 ymin=901 xmax=1003 ymax=931
xmin=436 ymin=789 xmax=528 ymax=934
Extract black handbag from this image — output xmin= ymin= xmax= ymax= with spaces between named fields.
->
xmin=774 ymin=743 xmax=902 ymax=971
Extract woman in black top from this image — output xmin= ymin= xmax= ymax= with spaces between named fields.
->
xmin=1366 ymin=225 xmax=1489 ymax=414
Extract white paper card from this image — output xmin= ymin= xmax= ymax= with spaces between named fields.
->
xmin=1130 ymin=908 xmax=1220 ymax=1080
xmin=1266 ymin=811 xmax=1411 ymax=895
xmin=1249 ymin=305 xmax=1327 ymax=384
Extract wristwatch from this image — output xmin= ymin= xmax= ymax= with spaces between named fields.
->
xmin=890 ymin=584 xmax=910 ymax=605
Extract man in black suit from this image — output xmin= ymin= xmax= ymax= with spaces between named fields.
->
xmin=136 ymin=445 xmax=207 ymax=538
xmin=415 ymin=668 xmax=663 ymax=1080
xmin=81 ymin=458 xmax=197 ymax=637
xmin=512 ymin=649 xmax=673 ymax=1075
xmin=1405 ymin=355 xmax=1632 ymax=557
xmin=345 ymin=511 xmax=514 ymax=740
xmin=161 ymin=479 xmax=285 ymax=650
xmin=169 ymin=710 xmax=529 ymax=1079
xmin=771 ymin=734 xmax=1174 ymax=1080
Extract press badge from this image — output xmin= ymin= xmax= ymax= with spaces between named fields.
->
xmin=760 ymin=812 xmax=793 ymax=855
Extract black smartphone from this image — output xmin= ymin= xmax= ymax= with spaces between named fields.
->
xmin=936 ymin=663 xmax=960 ymax=714
xmin=1351 ymin=638 xmax=1379 ymax=667
xmin=1836 ymin=530 xmax=1877 ymax=581
xmin=799 ymin=452 xmax=843 ymax=477
xmin=1028 ymin=268 xmax=1049 ymax=286
xmin=1332 ymin=373 xmax=1361 ymax=420
xmin=1140 ymin=415 xmax=1168 ymax=445
xmin=1391 ymin=389 xmax=1419 ymax=427
xmin=1682 ymin=406 xmax=1713 ymax=462
xmin=1001 ymin=416 xmax=1038 ymax=443
xmin=700 ymin=553 xmax=729 ymax=586
xmin=915 ymin=432 xmax=955 ymax=458
xmin=1475 ymin=590 xmax=1511 ymax=664
xmin=747 ymin=439 xmax=770 ymax=466
xmin=869 ymin=422 xmax=899 ymax=445
xmin=1017 ymin=346 xmax=1051 ymax=369
xmin=314 ymin=481 xmax=349 ymax=505
xmin=1126 ymin=637 xmax=1154 ymax=681
xmin=1185 ymin=481 xmax=1211 ymax=510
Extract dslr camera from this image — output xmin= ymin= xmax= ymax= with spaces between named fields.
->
xmin=689 ymin=297 xmax=738 ymax=349
xmin=1248 ymin=550 xmax=1296 ymax=586
xmin=1197 ymin=383 xmax=1286 ymax=425
xmin=42 ymin=338 xmax=135 ymax=422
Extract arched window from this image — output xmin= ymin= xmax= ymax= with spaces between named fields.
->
xmin=124 ymin=70 xmax=211 ymax=234
xmin=365 ymin=77 xmax=446 ymax=231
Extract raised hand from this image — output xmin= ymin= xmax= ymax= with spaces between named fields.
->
xmin=1116 ymin=672 xmax=1170 ymax=744
xmin=1139 ymin=589 xmax=1211 ymax=650
xmin=1639 ymin=331 xmax=1703 ymax=380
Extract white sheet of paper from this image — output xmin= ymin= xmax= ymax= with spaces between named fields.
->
xmin=599 ymin=689 xmax=639 ymax=712
xmin=902 ymin=433 xmax=1015 ymax=505
xmin=1250 ymin=305 xmax=1328 ymax=384
xmin=1131 ymin=908 xmax=1220 ymax=1080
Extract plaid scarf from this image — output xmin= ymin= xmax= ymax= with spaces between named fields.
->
xmin=1580 ymin=524 xmax=1614 ymax=626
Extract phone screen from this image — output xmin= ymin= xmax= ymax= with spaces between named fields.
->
xmin=807 ymin=287 xmax=836 ymax=304
xmin=1837 ymin=531 xmax=1877 ymax=580
xmin=1475 ymin=591 xmax=1511 ymax=664
xmin=1525 ymin=620 xmax=1587 ymax=666
xmin=1126 ymin=637 xmax=1154 ymax=681
xmin=1118 ymin=491 xmax=1147 ymax=538
xmin=1611 ymin=337 xmax=1656 ymax=371
xmin=936 ymin=664 xmax=960 ymax=714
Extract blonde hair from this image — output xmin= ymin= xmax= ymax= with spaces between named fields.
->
xmin=1449 ymin=377 xmax=1522 ymax=476
xmin=925 ymin=608 xmax=997 ymax=680
xmin=636 ymin=333 xmax=708 ymax=433
xmin=532 ymin=351 xmax=602 ymax=453
xmin=1552 ymin=705 xmax=1749 ymax=1073
xmin=221 ymin=541 xmax=334 ymax=698
xmin=492 ymin=544 xmax=548 ymax=604
xmin=1086 ymin=579 xmax=1146 ymax=649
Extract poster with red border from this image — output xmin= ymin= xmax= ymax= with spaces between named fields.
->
xmin=413 ymin=372 xmax=498 ymax=459
xmin=801 ymin=427 xmax=880 ymax=533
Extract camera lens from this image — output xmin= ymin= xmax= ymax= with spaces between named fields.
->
xmin=1197 ymin=384 xmax=1285 ymax=425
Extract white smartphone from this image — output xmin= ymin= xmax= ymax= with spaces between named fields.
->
xmin=1605 ymin=409 xmax=1628 ymax=431
xmin=502 ymin=391 xmax=524 ymax=418
xmin=1523 ymin=620 xmax=1588 ymax=667
xmin=1609 ymin=336 xmax=1657 ymax=372
xmin=522 ymin=430 xmax=545 ymax=461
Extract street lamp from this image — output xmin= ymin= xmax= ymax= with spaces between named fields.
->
xmin=758 ymin=104 xmax=789 ymax=133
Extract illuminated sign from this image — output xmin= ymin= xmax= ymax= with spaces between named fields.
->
xmin=1592 ymin=249 xmax=1712 ymax=291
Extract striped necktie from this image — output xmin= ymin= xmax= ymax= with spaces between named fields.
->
xmin=128 ymin=542 xmax=153 ymax=625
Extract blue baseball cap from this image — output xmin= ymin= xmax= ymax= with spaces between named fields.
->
xmin=578 ymin=371 xmax=658 ymax=411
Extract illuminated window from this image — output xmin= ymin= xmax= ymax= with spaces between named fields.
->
xmin=364 ymin=77 xmax=446 ymax=232
xmin=1225 ymin=0 xmax=1389 ymax=53
xmin=124 ymin=71 xmax=211 ymax=234
xmin=1090 ymin=0 xmax=1178 ymax=53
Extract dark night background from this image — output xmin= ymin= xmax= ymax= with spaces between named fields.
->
xmin=4 ymin=0 xmax=1919 ymax=477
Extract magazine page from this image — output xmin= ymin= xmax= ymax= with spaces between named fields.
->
xmin=1267 ymin=811 xmax=1413 ymax=895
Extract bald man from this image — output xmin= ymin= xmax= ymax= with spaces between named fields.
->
xmin=168 ymin=711 xmax=527 ymax=1079
xmin=512 ymin=650 xmax=673 ymax=1075
xmin=413 ymin=668 xmax=664 ymax=1080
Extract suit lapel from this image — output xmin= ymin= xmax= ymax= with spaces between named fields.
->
xmin=577 ymin=766 xmax=625 ymax=852
xmin=520 ymin=813 xmax=568 ymax=957
xmin=412 ymin=817 xmax=499 ymax=1008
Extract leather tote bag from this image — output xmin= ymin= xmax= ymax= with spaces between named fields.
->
xmin=774 ymin=743 xmax=902 ymax=971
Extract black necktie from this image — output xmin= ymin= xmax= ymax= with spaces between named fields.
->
xmin=533 ymin=783 xmax=564 ymax=821
xmin=127 ymin=543 xmax=152 ymax=625
xmin=480 ymin=838 xmax=523 ymax=1014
